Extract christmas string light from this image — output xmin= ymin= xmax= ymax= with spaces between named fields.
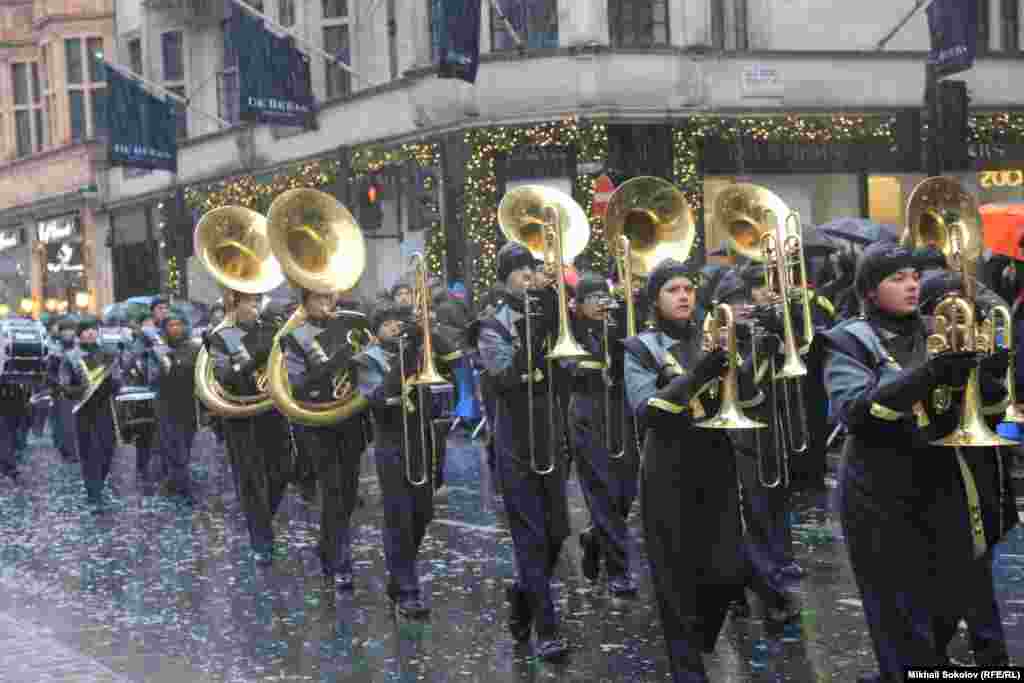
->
xmin=464 ymin=120 xmax=608 ymax=302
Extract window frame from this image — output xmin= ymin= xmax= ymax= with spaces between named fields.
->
xmin=1001 ymin=0 xmax=1020 ymax=52
xmin=160 ymin=30 xmax=188 ymax=140
xmin=608 ymin=0 xmax=669 ymax=49
xmin=64 ymin=35 xmax=108 ymax=144
xmin=488 ymin=0 xmax=559 ymax=52
xmin=322 ymin=6 xmax=351 ymax=100
xmin=11 ymin=60 xmax=45 ymax=157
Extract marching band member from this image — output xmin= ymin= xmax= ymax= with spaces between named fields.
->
xmin=565 ymin=272 xmax=638 ymax=596
xmin=474 ymin=242 xmax=568 ymax=659
xmin=148 ymin=310 xmax=200 ymax=503
xmin=353 ymin=303 xmax=453 ymax=618
xmin=49 ymin=318 xmax=80 ymax=463
xmin=59 ymin=317 xmax=121 ymax=509
xmin=208 ymin=291 xmax=292 ymax=563
xmin=823 ymin=242 xmax=1010 ymax=681
xmin=280 ymin=287 xmax=367 ymax=589
xmin=122 ymin=311 xmax=158 ymax=481
xmin=918 ymin=269 xmax=1016 ymax=667
xmin=623 ymin=258 xmax=797 ymax=682
xmin=711 ymin=265 xmax=802 ymax=619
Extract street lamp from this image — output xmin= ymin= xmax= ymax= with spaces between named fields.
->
xmin=0 ymin=304 xmax=9 ymax=317
xmin=75 ymin=291 xmax=91 ymax=310
xmin=45 ymin=298 xmax=58 ymax=313
xmin=19 ymin=298 xmax=33 ymax=316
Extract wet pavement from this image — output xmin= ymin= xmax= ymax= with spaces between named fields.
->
xmin=2 ymin=425 xmax=1024 ymax=682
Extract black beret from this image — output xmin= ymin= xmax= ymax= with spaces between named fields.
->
xmin=497 ymin=243 xmax=539 ymax=284
xmin=645 ymin=258 xmax=700 ymax=306
xmin=574 ymin=272 xmax=609 ymax=302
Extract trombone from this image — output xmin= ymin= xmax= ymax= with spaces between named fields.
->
xmin=904 ymin=176 xmax=1018 ymax=447
xmin=498 ymin=185 xmax=591 ymax=475
xmin=605 ymin=176 xmax=696 ymax=458
xmin=696 ymin=302 xmax=767 ymax=431
xmin=714 ymin=184 xmax=812 ymax=469
xmin=985 ymin=304 xmax=1024 ymax=423
xmin=399 ymin=253 xmax=448 ymax=487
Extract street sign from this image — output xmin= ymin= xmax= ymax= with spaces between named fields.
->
xmin=591 ymin=174 xmax=616 ymax=218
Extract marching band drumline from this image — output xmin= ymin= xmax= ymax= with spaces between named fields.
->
xmin=0 ymin=173 xmax=1017 ymax=682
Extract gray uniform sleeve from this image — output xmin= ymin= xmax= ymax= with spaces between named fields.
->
xmin=823 ymin=348 xmax=875 ymax=426
xmin=356 ymin=357 xmax=386 ymax=404
xmin=478 ymin=327 xmax=514 ymax=375
xmin=283 ymin=338 xmax=308 ymax=390
xmin=624 ymin=347 xmax=658 ymax=417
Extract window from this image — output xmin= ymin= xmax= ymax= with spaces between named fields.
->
xmin=10 ymin=62 xmax=45 ymax=156
xmin=279 ymin=0 xmax=295 ymax=27
xmin=979 ymin=0 xmax=991 ymax=53
xmin=322 ymin=0 xmax=345 ymax=19
xmin=161 ymin=31 xmax=184 ymax=81
xmin=219 ymin=21 xmax=239 ymax=124
xmin=65 ymin=37 xmax=107 ymax=142
xmin=41 ymin=45 xmax=55 ymax=147
xmin=168 ymin=85 xmax=187 ymax=140
xmin=1002 ymin=0 xmax=1020 ymax=52
xmin=489 ymin=0 xmax=558 ymax=51
xmin=323 ymin=24 xmax=351 ymax=99
xmin=609 ymin=0 xmax=668 ymax=48
xmin=161 ymin=31 xmax=187 ymax=138
xmin=128 ymin=38 xmax=143 ymax=75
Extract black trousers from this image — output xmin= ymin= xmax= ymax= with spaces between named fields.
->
xmin=374 ymin=441 xmax=434 ymax=599
xmin=225 ymin=413 xmax=292 ymax=553
xmin=295 ymin=421 xmax=364 ymax=576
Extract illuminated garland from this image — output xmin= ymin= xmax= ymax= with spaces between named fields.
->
xmin=464 ymin=118 xmax=608 ymax=301
xmin=166 ymin=255 xmax=181 ymax=297
xmin=672 ymin=113 xmax=1024 ymax=253
xmin=184 ymin=160 xmax=342 ymax=216
xmin=349 ymin=143 xmax=445 ymax=278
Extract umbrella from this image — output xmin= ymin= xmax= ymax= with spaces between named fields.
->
xmin=818 ymin=218 xmax=900 ymax=246
xmin=980 ymin=202 xmax=1024 ymax=261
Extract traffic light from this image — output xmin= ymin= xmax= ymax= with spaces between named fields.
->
xmin=938 ymin=80 xmax=969 ymax=172
xmin=358 ymin=174 xmax=383 ymax=231
xmin=410 ymin=168 xmax=440 ymax=232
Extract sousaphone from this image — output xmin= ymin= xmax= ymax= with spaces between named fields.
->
xmin=193 ymin=205 xmax=285 ymax=417
xmin=264 ymin=188 xmax=370 ymax=426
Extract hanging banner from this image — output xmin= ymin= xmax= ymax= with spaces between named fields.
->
xmin=927 ymin=0 xmax=978 ymax=77
xmin=231 ymin=4 xmax=317 ymax=128
xmin=432 ymin=0 xmax=482 ymax=83
xmin=104 ymin=63 xmax=178 ymax=173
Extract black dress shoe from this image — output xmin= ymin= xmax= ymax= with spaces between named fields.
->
xmin=396 ymin=597 xmax=430 ymax=619
xmin=579 ymin=531 xmax=599 ymax=582
xmin=535 ymin=637 xmax=568 ymax=660
xmin=608 ymin=575 xmax=638 ymax=597
xmin=505 ymin=585 xmax=532 ymax=642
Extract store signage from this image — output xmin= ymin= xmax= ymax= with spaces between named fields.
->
xmin=497 ymin=146 xmax=577 ymax=183
xmin=0 ymin=230 xmax=20 ymax=251
xmin=700 ymin=136 xmax=915 ymax=174
xmin=978 ymin=169 xmax=1024 ymax=189
xmin=742 ymin=64 xmax=783 ymax=98
xmin=46 ymin=242 xmax=84 ymax=274
xmin=37 ymin=215 xmax=79 ymax=243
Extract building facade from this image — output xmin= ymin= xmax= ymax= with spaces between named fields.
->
xmin=93 ymin=0 xmax=1024 ymax=304
xmin=0 ymin=0 xmax=115 ymax=316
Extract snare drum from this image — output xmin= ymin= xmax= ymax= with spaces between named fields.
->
xmin=113 ymin=386 xmax=156 ymax=444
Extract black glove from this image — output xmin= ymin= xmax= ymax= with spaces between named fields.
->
xmin=753 ymin=306 xmax=785 ymax=338
xmin=980 ymin=349 xmax=1011 ymax=377
xmin=929 ymin=351 xmax=982 ymax=388
xmin=845 ymin=362 xmax=937 ymax=428
xmin=692 ymin=349 xmax=728 ymax=389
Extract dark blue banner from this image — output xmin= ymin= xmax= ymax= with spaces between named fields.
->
xmin=431 ymin=0 xmax=482 ymax=83
xmin=230 ymin=5 xmax=316 ymax=128
xmin=104 ymin=64 xmax=178 ymax=173
xmin=927 ymin=0 xmax=978 ymax=77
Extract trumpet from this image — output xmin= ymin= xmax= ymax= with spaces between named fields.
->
xmin=697 ymin=302 xmax=767 ymax=431
xmin=905 ymin=176 xmax=1017 ymax=447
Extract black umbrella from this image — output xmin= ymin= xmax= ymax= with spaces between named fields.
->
xmin=818 ymin=218 xmax=900 ymax=246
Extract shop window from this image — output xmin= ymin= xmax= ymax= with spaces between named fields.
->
xmin=868 ymin=176 xmax=904 ymax=227
xmin=489 ymin=0 xmax=559 ymax=51
xmin=609 ymin=0 xmax=667 ymax=48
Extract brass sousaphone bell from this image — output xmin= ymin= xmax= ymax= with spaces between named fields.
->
xmin=264 ymin=188 xmax=370 ymax=427
xmin=604 ymin=176 xmax=696 ymax=277
xmin=193 ymin=205 xmax=285 ymax=417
